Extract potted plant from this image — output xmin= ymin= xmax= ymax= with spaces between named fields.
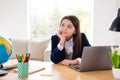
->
xmin=109 ymin=47 xmax=120 ymax=79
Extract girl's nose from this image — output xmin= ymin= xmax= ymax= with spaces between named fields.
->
xmin=63 ymin=26 xmax=67 ymax=30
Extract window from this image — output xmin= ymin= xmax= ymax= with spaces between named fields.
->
xmin=29 ymin=0 xmax=92 ymax=40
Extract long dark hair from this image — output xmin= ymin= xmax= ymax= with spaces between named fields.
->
xmin=60 ymin=15 xmax=82 ymax=59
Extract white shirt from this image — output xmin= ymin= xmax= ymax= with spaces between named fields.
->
xmin=57 ymin=37 xmax=81 ymax=64
xmin=64 ymin=37 xmax=73 ymax=59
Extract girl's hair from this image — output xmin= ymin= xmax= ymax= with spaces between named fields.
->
xmin=60 ymin=15 xmax=82 ymax=59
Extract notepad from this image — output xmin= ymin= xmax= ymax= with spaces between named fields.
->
xmin=14 ymin=61 xmax=45 ymax=74
xmin=14 ymin=66 xmax=45 ymax=74
xmin=2 ymin=64 xmax=17 ymax=70
xmin=40 ymin=73 xmax=54 ymax=76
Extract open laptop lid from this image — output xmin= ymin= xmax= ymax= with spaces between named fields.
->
xmin=69 ymin=46 xmax=113 ymax=72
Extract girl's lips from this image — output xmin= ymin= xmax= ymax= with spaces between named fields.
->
xmin=62 ymin=32 xmax=67 ymax=34
xmin=62 ymin=32 xmax=67 ymax=35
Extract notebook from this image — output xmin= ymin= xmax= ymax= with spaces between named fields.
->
xmin=14 ymin=61 xmax=45 ymax=74
xmin=69 ymin=46 xmax=112 ymax=72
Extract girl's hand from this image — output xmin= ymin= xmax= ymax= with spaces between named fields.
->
xmin=60 ymin=59 xmax=71 ymax=66
xmin=60 ymin=59 xmax=80 ymax=66
xmin=57 ymin=30 xmax=66 ymax=46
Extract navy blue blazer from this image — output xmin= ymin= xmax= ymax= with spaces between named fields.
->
xmin=50 ymin=33 xmax=91 ymax=64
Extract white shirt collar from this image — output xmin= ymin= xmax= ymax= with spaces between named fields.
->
xmin=66 ymin=37 xmax=73 ymax=43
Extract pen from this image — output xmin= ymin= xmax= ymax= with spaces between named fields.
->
xmin=16 ymin=52 xmax=31 ymax=62
xmin=22 ymin=53 xmax=25 ymax=63
xmin=16 ymin=55 xmax=18 ymax=60
xmin=28 ymin=53 xmax=31 ymax=61
xmin=18 ymin=55 xmax=22 ymax=62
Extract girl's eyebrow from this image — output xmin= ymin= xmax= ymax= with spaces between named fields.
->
xmin=68 ymin=23 xmax=72 ymax=26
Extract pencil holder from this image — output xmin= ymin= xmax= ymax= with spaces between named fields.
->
xmin=18 ymin=62 xmax=29 ymax=78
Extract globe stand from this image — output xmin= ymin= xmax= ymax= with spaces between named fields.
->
xmin=0 ymin=64 xmax=8 ymax=76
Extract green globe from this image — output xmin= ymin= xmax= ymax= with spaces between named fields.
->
xmin=0 ymin=36 xmax=12 ymax=64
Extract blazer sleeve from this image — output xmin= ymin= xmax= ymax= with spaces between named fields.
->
xmin=50 ymin=35 xmax=65 ymax=64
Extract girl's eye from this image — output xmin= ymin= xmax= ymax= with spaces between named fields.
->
xmin=61 ymin=24 xmax=64 ymax=27
xmin=67 ymin=25 xmax=72 ymax=29
xmin=68 ymin=26 xmax=70 ymax=28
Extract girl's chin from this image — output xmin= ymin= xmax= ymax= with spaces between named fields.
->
xmin=62 ymin=34 xmax=71 ymax=38
xmin=62 ymin=34 xmax=67 ymax=36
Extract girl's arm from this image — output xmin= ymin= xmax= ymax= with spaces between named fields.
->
xmin=60 ymin=59 xmax=80 ymax=66
xmin=50 ymin=35 xmax=65 ymax=64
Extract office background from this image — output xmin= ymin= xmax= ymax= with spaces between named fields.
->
xmin=0 ymin=0 xmax=120 ymax=46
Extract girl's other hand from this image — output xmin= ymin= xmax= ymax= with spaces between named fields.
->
xmin=57 ymin=30 xmax=66 ymax=45
xmin=57 ymin=30 xmax=64 ymax=39
xmin=60 ymin=59 xmax=71 ymax=66
xmin=60 ymin=59 xmax=80 ymax=66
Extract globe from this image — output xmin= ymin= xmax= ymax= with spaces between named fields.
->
xmin=0 ymin=36 xmax=12 ymax=65
xmin=0 ymin=36 xmax=12 ymax=76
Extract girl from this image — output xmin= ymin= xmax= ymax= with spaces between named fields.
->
xmin=51 ymin=15 xmax=91 ymax=66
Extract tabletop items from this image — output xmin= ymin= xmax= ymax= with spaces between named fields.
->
xmin=16 ymin=52 xmax=30 ymax=78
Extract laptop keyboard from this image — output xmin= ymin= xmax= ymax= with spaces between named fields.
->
xmin=69 ymin=64 xmax=80 ymax=70
xmin=73 ymin=65 xmax=80 ymax=69
xmin=74 ymin=66 xmax=80 ymax=69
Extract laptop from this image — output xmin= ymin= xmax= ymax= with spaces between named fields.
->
xmin=69 ymin=46 xmax=113 ymax=72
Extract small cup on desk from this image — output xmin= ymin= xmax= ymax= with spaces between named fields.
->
xmin=16 ymin=53 xmax=30 ymax=78
xmin=18 ymin=62 xmax=29 ymax=78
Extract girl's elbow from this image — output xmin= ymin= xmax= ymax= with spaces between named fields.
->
xmin=50 ymin=57 xmax=59 ymax=64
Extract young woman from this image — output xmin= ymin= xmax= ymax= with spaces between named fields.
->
xmin=51 ymin=15 xmax=91 ymax=66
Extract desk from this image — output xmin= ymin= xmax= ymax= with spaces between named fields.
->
xmin=0 ymin=59 xmax=119 ymax=80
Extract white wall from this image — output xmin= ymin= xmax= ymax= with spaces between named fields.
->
xmin=92 ymin=0 xmax=120 ymax=46
xmin=116 ymin=0 xmax=120 ymax=8
xmin=0 ymin=0 xmax=29 ymax=39
xmin=0 ymin=0 xmax=120 ymax=46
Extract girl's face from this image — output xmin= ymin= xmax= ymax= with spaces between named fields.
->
xmin=60 ymin=19 xmax=76 ymax=40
